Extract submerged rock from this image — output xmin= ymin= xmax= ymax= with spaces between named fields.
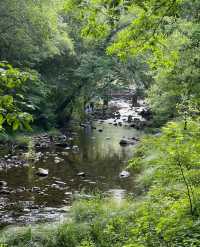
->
xmin=132 ymin=136 xmax=140 ymax=141
xmin=119 ymin=138 xmax=137 ymax=146
xmin=54 ymin=157 xmax=64 ymax=164
xmin=51 ymin=184 xmax=61 ymax=190
xmin=0 ymin=181 xmax=7 ymax=187
xmin=77 ymin=172 xmax=86 ymax=177
xmin=72 ymin=145 xmax=80 ymax=152
xmin=16 ymin=188 xmax=24 ymax=193
xmin=65 ymin=191 xmax=73 ymax=196
xmin=36 ymin=168 xmax=49 ymax=177
xmin=129 ymin=118 xmax=146 ymax=130
xmin=61 ymin=151 xmax=69 ymax=156
xmin=55 ymin=181 xmax=66 ymax=186
xmin=59 ymin=135 xmax=67 ymax=141
xmin=119 ymin=171 xmax=130 ymax=178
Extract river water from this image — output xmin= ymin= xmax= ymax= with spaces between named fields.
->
xmin=0 ymin=100 xmax=144 ymax=227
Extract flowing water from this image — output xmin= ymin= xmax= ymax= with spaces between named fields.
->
xmin=0 ymin=100 xmax=144 ymax=227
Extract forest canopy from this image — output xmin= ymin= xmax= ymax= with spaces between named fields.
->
xmin=0 ymin=0 xmax=199 ymax=130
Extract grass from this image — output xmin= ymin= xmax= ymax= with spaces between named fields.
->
xmin=1 ymin=194 xmax=199 ymax=247
xmin=0 ymin=199 xmax=137 ymax=247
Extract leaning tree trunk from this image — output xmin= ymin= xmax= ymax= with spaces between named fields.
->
xmin=131 ymin=94 xmax=138 ymax=107
xmin=55 ymin=82 xmax=85 ymax=126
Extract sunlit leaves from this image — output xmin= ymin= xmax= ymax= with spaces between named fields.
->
xmin=81 ymin=17 xmax=110 ymax=40
xmin=131 ymin=119 xmax=200 ymax=216
xmin=0 ymin=62 xmax=33 ymax=132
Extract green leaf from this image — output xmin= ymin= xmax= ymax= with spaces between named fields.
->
xmin=2 ymin=95 xmax=13 ymax=107
xmin=13 ymin=119 xmax=20 ymax=131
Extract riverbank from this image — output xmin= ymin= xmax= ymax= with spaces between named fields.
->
xmin=0 ymin=121 xmax=200 ymax=247
xmin=1 ymin=119 xmax=200 ymax=247
xmin=0 ymin=98 xmax=148 ymax=227
xmin=3 ymin=100 xmax=199 ymax=247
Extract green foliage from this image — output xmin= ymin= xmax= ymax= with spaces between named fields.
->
xmin=64 ymin=0 xmax=183 ymax=60
xmin=1 ymin=192 xmax=200 ymax=247
xmin=130 ymin=119 xmax=200 ymax=214
xmin=0 ymin=0 xmax=73 ymax=66
xmin=64 ymin=0 xmax=200 ymax=126
xmin=0 ymin=0 xmax=76 ymax=129
xmin=0 ymin=62 xmax=33 ymax=132
xmin=147 ymin=20 xmax=200 ymax=125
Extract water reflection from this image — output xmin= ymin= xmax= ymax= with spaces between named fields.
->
xmin=107 ymin=189 xmax=126 ymax=205
xmin=0 ymin=121 xmax=142 ymax=225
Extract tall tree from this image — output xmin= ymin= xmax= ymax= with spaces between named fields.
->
xmin=0 ymin=0 xmax=73 ymax=67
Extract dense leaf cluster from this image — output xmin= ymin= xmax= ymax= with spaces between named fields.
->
xmin=0 ymin=62 xmax=33 ymax=131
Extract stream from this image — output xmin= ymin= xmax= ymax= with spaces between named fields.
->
xmin=0 ymin=99 xmax=146 ymax=228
